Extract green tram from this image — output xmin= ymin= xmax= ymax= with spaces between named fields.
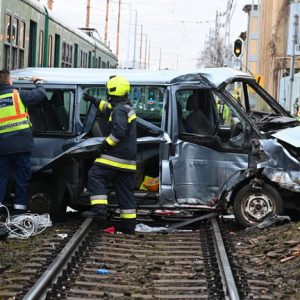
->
xmin=0 ymin=0 xmax=117 ymax=70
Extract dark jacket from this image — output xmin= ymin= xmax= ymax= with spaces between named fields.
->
xmin=96 ymin=99 xmax=137 ymax=172
xmin=0 ymin=83 xmax=46 ymax=155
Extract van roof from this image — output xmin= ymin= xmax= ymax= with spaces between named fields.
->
xmin=11 ymin=67 xmax=252 ymax=87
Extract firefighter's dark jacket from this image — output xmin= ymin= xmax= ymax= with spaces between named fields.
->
xmin=0 ymin=83 xmax=46 ymax=155
xmin=95 ymin=98 xmax=137 ymax=172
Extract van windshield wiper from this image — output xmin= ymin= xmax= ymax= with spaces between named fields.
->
xmin=258 ymin=113 xmax=273 ymax=122
xmin=257 ymin=116 xmax=298 ymax=130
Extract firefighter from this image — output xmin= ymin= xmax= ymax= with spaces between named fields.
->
xmin=82 ymin=75 xmax=137 ymax=234
xmin=0 ymin=70 xmax=46 ymax=215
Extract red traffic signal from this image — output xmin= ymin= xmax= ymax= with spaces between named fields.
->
xmin=233 ymin=38 xmax=243 ymax=58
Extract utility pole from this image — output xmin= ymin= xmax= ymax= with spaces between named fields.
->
xmin=289 ymin=14 xmax=299 ymax=114
xmin=86 ymin=0 xmax=90 ymax=28
xmin=159 ymin=47 xmax=162 ymax=70
xmin=47 ymin=0 xmax=53 ymax=10
xmin=116 ymin=0 xmax=121 ymax=60
xmin=132 ymin=10 xmax=137 ymax=68
xmin=139 ymin=25 xmax=143 ymax=69
xmin=126 ymin=4 xmax=132 ymax=67
xmin=104 ymin=0 xmax=109 ymax=45
xmin=144 ymin=34 xmax=147 ymax=69
xmin=224 ymin=0 xmax=232 ymax=66
xmin=147 ymin=41 xmax=151 ymax=69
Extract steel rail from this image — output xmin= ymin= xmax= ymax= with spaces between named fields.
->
xmin=23 ymin=217 xmax=93 ymax=300
xmin=211 ymin=217 xmax=240 ymax=300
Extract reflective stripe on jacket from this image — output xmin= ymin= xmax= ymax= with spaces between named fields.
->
xmin=0 ymin=90 xmax=30 ymax=134
xmin=95 ymin=100 xmax=137 ymax=172
xmin=95 ymin=154 xmax=136 ymax=171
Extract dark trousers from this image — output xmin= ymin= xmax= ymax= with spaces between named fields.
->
xmin=0 ymin=152 xmax=32 ymax=210
xmin=88 ymin=164 xmax=136 ymax=210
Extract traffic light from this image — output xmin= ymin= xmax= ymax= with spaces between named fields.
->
xmin=233 ymin=38 xmax=243 ymax=58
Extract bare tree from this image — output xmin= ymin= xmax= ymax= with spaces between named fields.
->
xmin=197 ymin=20 xmax=225 ymax=68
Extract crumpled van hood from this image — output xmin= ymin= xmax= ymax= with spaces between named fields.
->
xmin=272 ymin=126 xmax=300 ymax=148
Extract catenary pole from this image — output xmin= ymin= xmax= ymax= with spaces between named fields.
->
xmin=139 ymin=25 xmax=143 ymax=69
xmin=147 ymin=40 xmax=151 ymax=69
xmin=104 ymin=0 xmax=109 ymax=45
xmin=126 ymin=4 xmax=132 ymax=67
xmin=86 ymin=0 xmax=90 ymax=28
xmin=116 ymin=0 xmax=121 ymax=60
xmin=144 ymin=34 xmax=147 ymax=69
xmin=132 ymin=10 xmax=137 ymax=68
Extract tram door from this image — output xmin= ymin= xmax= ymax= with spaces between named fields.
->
xmin=28 ymin=21 xmax=37 ymax=67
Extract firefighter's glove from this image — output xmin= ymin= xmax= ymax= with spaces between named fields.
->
xmin=83 ymin=93 xmax=100 ymax=107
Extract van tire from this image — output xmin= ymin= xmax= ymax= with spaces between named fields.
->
xmin=28 ymin=180 xmax=66 ymax=221
xmin=233 ymin=183 xmax=283 ymax=228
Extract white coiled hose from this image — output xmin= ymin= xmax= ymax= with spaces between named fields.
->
xmin=0 ymin=204 xmax=52 ymax=239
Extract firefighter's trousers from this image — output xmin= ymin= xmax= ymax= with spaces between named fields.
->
xmin=0 ymin=152 xmax=31 ymax=211
xmin=88 ymin=164 xmax=136 ymax=233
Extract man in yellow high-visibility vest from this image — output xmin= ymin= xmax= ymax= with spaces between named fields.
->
xmin=0 ymin=70 xmax=46 ymax=215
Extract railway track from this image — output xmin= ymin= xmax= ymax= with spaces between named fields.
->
xmin=15 ymin=214 xmax=239 ymax=300
xmin=0 ymin=213 xmax=276 ymax=300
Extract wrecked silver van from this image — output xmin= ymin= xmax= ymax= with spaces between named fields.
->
xmin=9 ymin=67 xmax=300 ymax=226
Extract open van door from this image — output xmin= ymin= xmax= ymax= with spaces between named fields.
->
xmin=169 ymin=84 xmax=250 ymax=209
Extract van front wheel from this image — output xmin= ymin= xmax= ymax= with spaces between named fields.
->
xmin=233 ymin=183 xmax=283 ymax=228
xmin=28 ymin=180 xmax=65 ymax=221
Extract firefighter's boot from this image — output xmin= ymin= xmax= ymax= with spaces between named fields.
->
xmin=81 ymin=205 xmax=107 ymax=218
xmin=119 ymin=218 xmax=136 ymax=234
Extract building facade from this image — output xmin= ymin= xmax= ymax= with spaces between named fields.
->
xmin=243 ymin=0 xmax=300 ymax=109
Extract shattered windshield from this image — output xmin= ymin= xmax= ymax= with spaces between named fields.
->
xmin=224 ymin=81 xmax=297 ymax=131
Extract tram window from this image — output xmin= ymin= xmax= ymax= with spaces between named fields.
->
xmin=4 ymin=14 xmax=24 ymax=70
xmin=62 ymin=42 xmax=66 ymax=66
xmin=4 ymin=46 xmax=10 ymax=70
xmin=38 ymin=30 xmax=44 ymax=67
xmin=88 ymin=51 xmax=92 ymax=68
xmin=54 ymin=34 xmax=60 ymax=67
xmin=62 ymin=42 xmax=73 ymax=67
xmin=74 ymin=44 xmax=78 ymax=68
xmin=12 ymin=18 xmax=19 ymax=46
xmin=19 ymin=50 xmax=24 ymax=69
xmin=12 ymin=48 xmax=18 ymax=69
xmin=65 ymin=44 xmax=69 ymax=66
xmin=20 ymin=21 xmax=25 ymax=49
xmin=80 ymin=50 xmax=88 ymax=67
xmin=48 ymin=35 xmax=53 ymax=67
xmin=28 ymin=89 xmax=74 ymax=133
xmin=69 ymin=45 xmax=73 ymax=65
xmin=5 ymin=14 xmax=11 ymax=43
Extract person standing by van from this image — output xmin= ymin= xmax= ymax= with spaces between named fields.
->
xmin=82 ymin=75 xmax=137 ymax=234
xmin=0 ymin=70 xmax=46 ymax=215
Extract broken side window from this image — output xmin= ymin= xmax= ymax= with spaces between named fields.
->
xmin=176 ymin=89 xmax=216 ymax=136
xmin=29 ymin=89 xmax=74 ymax=134
xmin=213 ymin=90 xmax=249 ymax=149
xmin=81 ymin=85 xmax=166 ymax=137
xmin=130 ymin=86 xmax=164 ymax=128
xmin=176 ymin=88 xmax=249 ymax=150
xmin=225 ymin=81 xmax=278 ymax=118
